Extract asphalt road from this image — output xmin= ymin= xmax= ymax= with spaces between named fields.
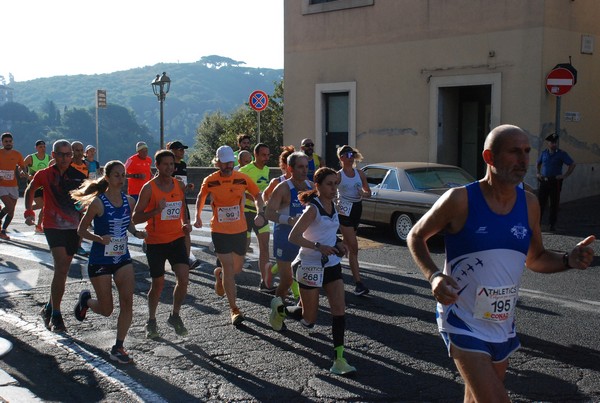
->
xmin=0 ymin=195 xmax=599 ymax=402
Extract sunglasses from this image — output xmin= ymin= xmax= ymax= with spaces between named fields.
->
xmin=54 ymin=152 xmax=73 ymax=158
xmin=343 ymin=151 xmax=356 ymax=158
xmin=303 ymin=143 xmax=314 ymax=147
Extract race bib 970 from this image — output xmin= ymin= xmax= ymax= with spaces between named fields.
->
xmin=161 ymin=201 xmax=182 ymax=220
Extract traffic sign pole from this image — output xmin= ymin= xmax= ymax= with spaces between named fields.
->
xmin=249 ymin=90 xmax=269 ymax=144
xmin=545 ymin=67 xmax=575 ymax=144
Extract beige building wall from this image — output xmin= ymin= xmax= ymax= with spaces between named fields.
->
xmin=284 ymin=0 xmax=600 ymax=201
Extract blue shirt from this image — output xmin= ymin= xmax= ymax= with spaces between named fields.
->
xmin=537 ymin=149 xmax=574 ymax=177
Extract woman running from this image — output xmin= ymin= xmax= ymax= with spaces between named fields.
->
xmin=71 ymin=160 xmax=146 ymax=364
xmin=336 ymin=145 xmax=371 ymax=296
xmin=286 ymin=167 xmax=356 ymax=376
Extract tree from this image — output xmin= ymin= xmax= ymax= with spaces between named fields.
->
xmin=188 ymin=79 xmax=284 ymax=167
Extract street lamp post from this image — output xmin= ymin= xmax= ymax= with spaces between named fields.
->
xmin=151 ymin=72 xmax=171 ymax=149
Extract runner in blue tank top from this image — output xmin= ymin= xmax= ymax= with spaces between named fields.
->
xmin=265 ymin=152 xmax=312 ymax=330
xmin=407 ymin=124 xmax=595 ymax=401
xmin=70 ymin=160 xmax=147 ymax=364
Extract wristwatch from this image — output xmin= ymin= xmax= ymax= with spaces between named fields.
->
xmin=314 ymin=242 xmax=321 ymax=250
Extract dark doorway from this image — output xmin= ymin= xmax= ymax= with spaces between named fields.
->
xmin=324 ymin=92 xmax=349 ymax=170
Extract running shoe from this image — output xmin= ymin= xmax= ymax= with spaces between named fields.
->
xmin=50 ymin=314 xmax=67 ymax=333
xmin=0 ymin=231 xmax=10 ymax=241
xmin=214 ymin=268 xmax=225 ymax=297
xmin=330 ymin=357 xmax=357 ymax=376
xmin=353 ymin=281 xmax=370 ymax=296
xmin=145 ymin=319 xmax=159 ymax=339
xmin=189 ymin=257 xmax=202 ymax=270
xmin=40 ymin=306 xmax=51 ymax=330
xmin=35 ymin=225 xmax=44 ymax=234
xmin=231 ymin=308 xmax=245 ymax=326
xmin=300 ymin=319 xmax=315 ymax=330
xmin=167 ymin=314 xmax=188 ymax=336
xmin=269 ymin=296 xmax=285 ymax=331
xmin=74 ymin=289 xmax=91 ymax=321
xmin=258 ymin=281 xmax=277 ymax=294
xmin=110 ymin=346 xmax=133 ymax=364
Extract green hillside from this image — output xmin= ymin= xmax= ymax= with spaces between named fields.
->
xmin=9 ymin=55 xmax=283 ymax=148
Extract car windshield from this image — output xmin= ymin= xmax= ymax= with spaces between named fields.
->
xmin=406 ymin=168 xmax=473 ymax=190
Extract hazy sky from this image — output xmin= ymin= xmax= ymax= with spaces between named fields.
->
xmin=3 ymin=0 xmax=283 ymax=82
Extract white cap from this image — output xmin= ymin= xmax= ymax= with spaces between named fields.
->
xmin=216 ymin=145 xmax=235 ymax=163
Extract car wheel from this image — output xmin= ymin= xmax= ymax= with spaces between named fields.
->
xmin=392 ymin=213 xmax=414 ymax=242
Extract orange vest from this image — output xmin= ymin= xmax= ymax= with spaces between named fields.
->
xmin=145 ymin=178 xmax=185 ymax=244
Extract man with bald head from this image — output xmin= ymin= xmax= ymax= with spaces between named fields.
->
xmin=407 ymin=124 xmax=595 ymax=402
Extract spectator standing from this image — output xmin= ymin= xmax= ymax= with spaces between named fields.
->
xmin=336 ymin=145 xmax=371 ymax=296
xmin=300 ymin=138 xmax=325 ymax=182
xmin=0 ymin=132 xmax=29 ymax=240
xmin=23 ymin=140 xmax=50 ymax=233
xmin=24 ymin=140 xmax=87 ymax=332
xmin=167 ymin=140 xmax=201 ymax=270
xmin=194 ymin=146 xmax=265 ymax=326
xmin=536 ymin=133 xmax=576 ymax=231
xmin=407 ymin=124 xmax=594 ymax=401
xmin=71 ymin=160 xmax=146 ymax=364
xmin=125 ymin=141 xmax=153 ymax=201
xmin=132 ymin=150 xmax=191 ymax=338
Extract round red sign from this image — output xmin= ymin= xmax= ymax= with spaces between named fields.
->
xmin=249 ymin=90 xmax=269 ymax=112
xmin=545 ymin=68 xmax=575 ymax=96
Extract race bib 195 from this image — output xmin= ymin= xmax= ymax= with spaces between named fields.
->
xmin=473 ymin=284 xmax=518 ymax=322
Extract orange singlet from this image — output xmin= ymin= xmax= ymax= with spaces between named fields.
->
xmin=144 ymin=178 xmax=185 ymax=244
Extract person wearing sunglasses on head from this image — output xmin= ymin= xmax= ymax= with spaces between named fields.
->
xmin=300 ymin=138 xmax=325 ymax=182
xmin=336 ymin=145 xmax=371 ymax=296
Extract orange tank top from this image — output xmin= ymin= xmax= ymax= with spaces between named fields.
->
xmin=145 ymin=178 xmax=185 ymax=244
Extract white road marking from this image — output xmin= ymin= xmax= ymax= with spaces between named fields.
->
xmin=0 ymin=308 xmax=164 ymax=402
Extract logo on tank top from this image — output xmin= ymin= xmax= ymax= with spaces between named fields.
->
xmin=510 ymin=223 xmax=528 ymax=239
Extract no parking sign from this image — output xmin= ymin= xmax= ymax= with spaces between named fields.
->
xmin=249 ymin=90 xmax=269 ymax=112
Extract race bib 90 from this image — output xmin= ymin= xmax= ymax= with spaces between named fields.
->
xmin=217 ymin=205 xmax=240 ymax=222
xmin=337 ymin=200 xmax=353 ymax=216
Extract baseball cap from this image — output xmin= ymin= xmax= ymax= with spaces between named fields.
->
xmin=35 ymin=140 xmax=46 ymax=146
xmin=85 ymin=144 xmax=96 ymax=152
xmin=136 ymin=141 xmax=148 ymax=151
xmin=216 ymin=145 xmax=235 ymax=163
xmin=301 ymin=138 xmax=314 ymax=146
xmin=545 ymin=133 xmax=558 ymax=142
xmin=168 ymin=141 xmax=188 ymax=150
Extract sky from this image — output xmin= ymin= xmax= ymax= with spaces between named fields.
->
xmin=2 ymin=0 xmax=283 ymax=82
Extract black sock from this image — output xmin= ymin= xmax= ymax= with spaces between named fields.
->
xmin=114 ymin=339 xmax=124 ymax=350
xmin=332 ymin=315 xmax=345 ymax=349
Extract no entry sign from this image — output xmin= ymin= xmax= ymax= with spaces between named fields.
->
xmin=249 ymin=90 xmax=269 ymax=112
xmin=546 ymin=68 xmax=575 ymax=96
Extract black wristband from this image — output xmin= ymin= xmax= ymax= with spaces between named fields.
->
xmin=563 ymin=252 xmax=572 ymax=269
